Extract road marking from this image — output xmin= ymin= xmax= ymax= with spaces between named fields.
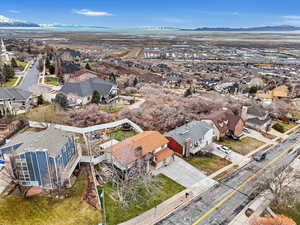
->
xmin=192 ymin=140 xmax=300 ymax=225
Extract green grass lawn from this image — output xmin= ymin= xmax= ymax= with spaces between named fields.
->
xmin=185 ymin=154 xmax=231 ymax=175
xmin=101 ymin=175 xmax=184 ymax=225
xmin=217 ymin=137 xmax=265 ymax=155
xmin=0 ymin=170 xmax=102 ymax=225
xmin=4 ymin=77 xmax=18 ymax=87
xmin=272 ymin=202 xmax=300 ymax=224
xmin=108 ymin=129 xmax=137 ymax=141
xmin=99 ymin=104 xmax=124 ymax=113
xmin=45 ymin=77 xmax=60 ymax=86
xmin=276 ymin=120 xmax=297 ymax=133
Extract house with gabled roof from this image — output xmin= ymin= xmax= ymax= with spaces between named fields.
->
xmin=241 ymin=105 xmax=272 ymax=131
xmin=102 ymin=131 xmax=174 ymax=172
xmin=165 ymin=121 xmax=214 ymax=157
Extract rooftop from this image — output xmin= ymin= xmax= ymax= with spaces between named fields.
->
xmin=2 ymin=126 xmax=71 ymax=156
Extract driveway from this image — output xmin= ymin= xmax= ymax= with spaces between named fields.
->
xmin=245 ymin=128 xmax=277 ymax=144
xmin=19 ymin=61 xmax=40 ymax=91
xmin=153 ymin=156 xmax=216 ymax=188
xmin=211 ymin=144 xmax=245 ymax=164
xmin=0 ymin=168 xmax=10 ymax=194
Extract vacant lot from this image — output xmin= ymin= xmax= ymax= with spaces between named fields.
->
xmin=0 ymin=170 xmax=102 ymax=225
xmin=185 ymin=154 xmax=231 ymax=175
xmin=108 ymin=129 xmax=137 ymax=141
xmin=102 ymin=175 xmax=184 ymax=225
xmin=17 ymin=104 xmax=67 ymax=125
xmin=217 ymin=137 xmax=265 ymax=155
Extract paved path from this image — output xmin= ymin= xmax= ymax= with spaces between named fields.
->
xmin=19 ymin=61 xmax=40 ymax=91
xmin=245 ymin=128 xmax=277 ymax=145
xmin=153 ymin=156 xmax=214 ymax=188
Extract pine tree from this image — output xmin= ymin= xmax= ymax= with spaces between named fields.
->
xmin=85 ymin=63 xmax=91 ymax=70
xmin=91 ymin=90 xmax=101 ymax=104
xmin=11 ymin=58 xmax=18 ymax=68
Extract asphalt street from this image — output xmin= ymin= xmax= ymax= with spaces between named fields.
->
xmin=19 ymin=61 xmax=39 ymax=91
xmin=156 ymin=131 xmax=300 ymax=225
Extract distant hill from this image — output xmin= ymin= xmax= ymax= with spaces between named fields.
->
xmin=0 ymin=15 xmax=39 ymax=27
xmin=40 ymin=24 xmax=111 ymax=29
xmin=181 ymin=25 xmax=300 ymax=32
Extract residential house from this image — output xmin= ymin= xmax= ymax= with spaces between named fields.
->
xmin=60 ymin=72 xmax=118 ymax=106
xmin=102 ymin=131 xmax=174 ymax=172
xmin=165 ymin=121 xmax=214 ymax=157
xmin=241 ymin=106 xmax=272 ymax=131
xmin=257 ymin=85 xmax=289 ymax=104
xmin=0 ymin=87 xmax=32 ymax=116
xmin=0 ymin=127 xmax=81 ymax=189
xmin=201 ymin=110 xmax=244 ymax=140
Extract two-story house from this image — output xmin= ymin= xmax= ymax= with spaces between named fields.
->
xmin=102 ymin=131 xmax=174 ymax=172
xmin=0 ymin=127 xmax=81 ymax=189
xmin=165 ymin=121 xmax=214 ymax=157
xmin=241 ymin=105 xmax=272 ymax=131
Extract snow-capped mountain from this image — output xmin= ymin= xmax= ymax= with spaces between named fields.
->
xmin=0 ymin=15 xmax=39 ymax=27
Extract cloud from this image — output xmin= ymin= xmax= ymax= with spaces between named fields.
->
xmin=73 ymin=9 xmax=112 ymax=16
xmin=8 ymin=10 xmax=20 ymax=14
xmin=162 ymin=18 xmax=185 ymax=23
xmin=282 ymin=15 xmax=300 ymax=20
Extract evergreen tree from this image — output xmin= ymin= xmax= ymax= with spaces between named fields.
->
xmin=133 ymin=77 xmax=138 ymax=87
xmin=37 ymin=95 xmax=44 ymax=105
xmin=55 ymin=93 xmax=69 ymax=108
xmin=184 ymin=87 xmax=193 ymax=97
xmin=85 ymin=63 xmax=91 ymax=70
xmin=91 ymin=90 xmax=101 ymax=104
xmin=11 ymin=58 xmax=18 ymax=68
xmin=45 ymin=58 xmax=51 ymax=70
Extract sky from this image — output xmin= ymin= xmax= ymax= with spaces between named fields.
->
xmin=1 ymin=0 xmax=300 ymax=28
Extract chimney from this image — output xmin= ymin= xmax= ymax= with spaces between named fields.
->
xmin=184 ymin=138 xmax=192 ymax=157
xmin=134 ymin=146 xmax=143 ymax=157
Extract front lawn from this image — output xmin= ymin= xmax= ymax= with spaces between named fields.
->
xmin=101 ymin=175 xmax=184 ymax=225
xmin=217 ymin=137 xmax=265 ymax=155
xmin=185 ymin=154 xmax=231 ymax=175
xmin=108 ymin=129 xmax=137 ymax=141
xmin=0 ymin=170 xmax=102 ymax=225
xmin=45 ymin=77 xmax=60 ymax=86
xmin=272 ymin=202 xmax=300 ymax=225
xmin=4 ymin=77 xmax=18 ymax=87
xmin=274 ymin=120 xmax=297 ymax=133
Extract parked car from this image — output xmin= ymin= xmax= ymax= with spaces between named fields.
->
xmin=253 ymin=152 xmax=267 ymax=161
xmin=243 ymin=128 xmax=250 ymax=133
xmin=217 ymin=145 xmax=231 ymax=154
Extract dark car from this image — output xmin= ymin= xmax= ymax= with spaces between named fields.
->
xmin=253 ymin=152 xmax=267 ymax=161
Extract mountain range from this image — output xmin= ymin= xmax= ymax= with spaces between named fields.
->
xmin=181 ymin=25 xmax=300 ymax=32
xmin=0 ymin=15 xmax=39 ymax=27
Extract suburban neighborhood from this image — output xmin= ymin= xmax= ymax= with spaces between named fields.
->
xmin=0 ymin=10 xmax=300 ymax=225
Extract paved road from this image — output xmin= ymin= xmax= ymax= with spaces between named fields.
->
xmin=19 ymin=60 xmax=40 ymax=91
xmin=156 ymin=132 xmax=300 ymax=225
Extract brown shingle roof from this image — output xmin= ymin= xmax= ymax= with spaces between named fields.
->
xmin=154 ymin=148 xmax=174 ymax=163
xmin=104 ymin=131 xmax=169 ymax=166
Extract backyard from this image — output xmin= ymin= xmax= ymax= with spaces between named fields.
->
xmin=108 ymin=129 xmax=137 ymax=141
xmin=0 ymin=170 xmax=102 ymax=225
xmin=101 ymin=175 xmax=184 ymax=225
xmin=217 ymin=137 xmax=265 ymax=155
xmin=185 ymin=154 xmax=231 ymax=175
xmin=99 ymin=104 xmax=124 ymax=113
xmin=17 ymin=104 xmax=67 ymax=125
xmin=274 ymin=120 xmax=297 ymax=133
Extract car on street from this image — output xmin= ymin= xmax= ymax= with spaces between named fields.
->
xmin=253 ymin=152 xmax=267 ymax=161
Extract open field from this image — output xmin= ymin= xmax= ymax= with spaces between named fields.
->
xmin=0 ymin=170 xmax=102 ymax=225
xmin=217 ymin=137 xmax=265 ymax=155
xmin=101 ymin=175 xmax=184 ymax=225
xmin=185 ymin=154 xmax=231 ymax=175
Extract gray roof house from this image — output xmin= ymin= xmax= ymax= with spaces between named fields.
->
xmin=0 ymin=126 xmax=81 ymax=189
xmin=241 ymin=106 xmax=272 ymax=131
xmin=60 ymin=77 xmax=118 ymax=105
xmin=165 ymin=121 xmax=214 ymax=157
xmin=0 ymin=87 xmax=32 ymax=116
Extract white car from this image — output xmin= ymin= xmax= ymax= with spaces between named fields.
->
xmin=217 ymin=145 xmax=231 ymax=154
